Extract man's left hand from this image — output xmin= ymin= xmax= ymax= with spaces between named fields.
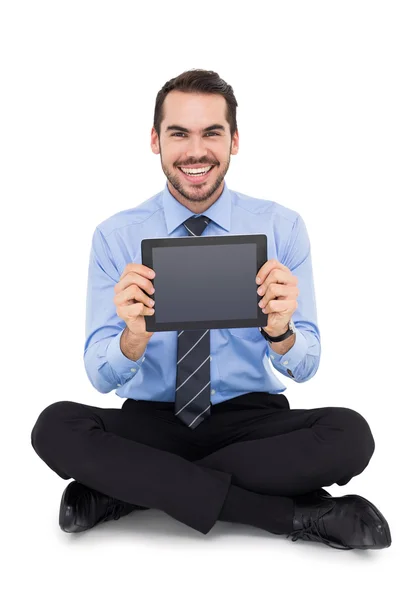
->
xmin=256 ymin=258 xmax=299 ymax=336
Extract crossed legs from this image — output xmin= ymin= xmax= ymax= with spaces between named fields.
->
xmin=31 ymin=395 xmax=375 ymax=535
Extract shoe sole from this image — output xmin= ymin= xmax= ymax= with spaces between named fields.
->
xmin=342 ymin=494 xmax=392 ymax=549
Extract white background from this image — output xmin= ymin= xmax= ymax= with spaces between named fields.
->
xmin=1 ymin=1 xmax=399 ymax=598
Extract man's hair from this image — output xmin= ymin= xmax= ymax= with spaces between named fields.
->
xmin=153 ymin=69 xmax=238 ymax=139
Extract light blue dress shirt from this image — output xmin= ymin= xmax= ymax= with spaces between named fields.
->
xmin=84 ymin=181 xmax=321 ymax=404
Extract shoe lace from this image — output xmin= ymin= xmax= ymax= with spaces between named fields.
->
xmin=286 ymin=506 xmax=353 ymax=551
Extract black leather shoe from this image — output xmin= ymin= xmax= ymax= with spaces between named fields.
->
xmin=287 ymin=493 xmax=391 ymax=550
xmin=59 ymin=481 xmax=149 ymax=533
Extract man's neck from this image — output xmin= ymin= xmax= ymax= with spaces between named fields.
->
xmin=167 ymin=181 xmax=224 ymax=214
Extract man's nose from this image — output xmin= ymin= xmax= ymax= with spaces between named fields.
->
xmin=185 ymin=135 xmax=208 ymax=157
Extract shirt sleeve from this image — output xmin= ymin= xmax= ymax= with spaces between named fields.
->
xmin=267 ymin=213 xmax=321 ymax=382
xmin=83 ymin=227 xmax=146 ymax=393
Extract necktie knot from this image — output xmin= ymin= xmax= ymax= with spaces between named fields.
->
xmin=183 ymin=215 xmax=211 ymax=237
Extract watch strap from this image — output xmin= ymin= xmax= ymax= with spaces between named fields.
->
xmin=259 ymin=320 xmax=295 ymax=343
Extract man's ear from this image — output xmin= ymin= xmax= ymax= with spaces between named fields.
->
xmin=150 ymin=127 xmax=160 ymax=155
xmin=231 ymin=129 xmax=239 ymax=155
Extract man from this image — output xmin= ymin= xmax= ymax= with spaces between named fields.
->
xmin=31 ymin=69 xmax=391 ymax=550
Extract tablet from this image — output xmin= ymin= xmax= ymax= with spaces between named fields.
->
xmin=141 ymin=233 xmax=268 ymax=333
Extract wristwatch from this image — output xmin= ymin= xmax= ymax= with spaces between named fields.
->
xmin=259 ymin=318 xmax=296 ymax=343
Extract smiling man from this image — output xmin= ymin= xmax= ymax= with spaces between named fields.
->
xmin=153 ymin=91 xmax=237 ymax=212
xmin=31 ymin=69 xmax=391 ymax=551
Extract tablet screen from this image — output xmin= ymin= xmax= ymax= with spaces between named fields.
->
xmin=142 ymin=234 xmax=268 ymax=332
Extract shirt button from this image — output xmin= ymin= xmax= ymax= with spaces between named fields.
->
xmin=130 ymin=368 xmax=137 ymax=372
xmin=142 ymin=357 xmax=146 ymax=362
xmin=117 ymin=384 xmax=121 ymax=387
xmin=211 ymin=389 xmax=215 ymax=395
xmin=283 ymin=360 xmax=289 ymax=365
xmin=271 ymin=355 xmax=274 ymax=360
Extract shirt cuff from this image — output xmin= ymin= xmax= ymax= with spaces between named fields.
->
xmin=106 ymin=329 xmax=147 ymax=386
xmin=268 ymin=328 xmax=308 ymax=377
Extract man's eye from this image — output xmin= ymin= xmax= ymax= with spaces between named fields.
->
xmin=171 ymin=132 xmax=218 ymax=137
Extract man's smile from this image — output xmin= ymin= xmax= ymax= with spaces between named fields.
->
xmin=177 ymin=164 xmax=216 ymax=183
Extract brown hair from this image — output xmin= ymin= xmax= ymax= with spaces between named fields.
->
xmin=153 ymin=69 xmax=238 ymax=139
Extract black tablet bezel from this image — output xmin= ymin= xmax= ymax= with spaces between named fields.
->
xmin=141 ymin=233 xmax=268 ymax=332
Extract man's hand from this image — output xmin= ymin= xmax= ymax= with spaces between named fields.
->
xmin=255 ymin=258 xmax=299 ymax=336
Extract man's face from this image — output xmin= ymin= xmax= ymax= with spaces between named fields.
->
xmin=151 ymin=91 xmax=239 ymax=205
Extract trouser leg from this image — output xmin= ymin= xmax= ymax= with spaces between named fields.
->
xmin=188 ymin=401 xmax=375 ymax=535
xmin=194 ymin=404 xmax=376 ymax=495
xmin=30 ymin=394 xmax=376 ymax=538
xmin=30 ymin=400 xmax=231 ymax=535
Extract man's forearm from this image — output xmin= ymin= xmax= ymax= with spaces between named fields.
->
xmin=120 ymin=327 xmax=148 ymax=361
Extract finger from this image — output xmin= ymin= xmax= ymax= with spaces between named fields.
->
xmin=257 ymin=270 xmax=295 ymax=297
xmin=262 ymin=299 xmax=297 ymax=314
xmin=130 ymin=303 xmax=155 ymax=317
xmin=258 ymin=283 xmax=293 ymax=307
xmin=119 ymin=263 xmax=139 ymax=281
xmin=267 ymin=281 xmax=298 ymax=302
xmin=119 ymin=263 xmax=155 ymax=282
xmin=115 ymin=272 xmax=155 ymax=295
xmin=131 ymin=285 xmax=155 ymax=307
xmin=256 ymin=259 xmax=290 ymax=283
xmin=115 ymin=283 xmax=155 ymax=307
xmin=121 ymin=303 xmax=155 ymax=321
xmin=265 ymin=268 xmax=296 ymax=288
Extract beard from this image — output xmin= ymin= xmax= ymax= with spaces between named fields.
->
xmin=160 ymin=149 xmax=231 ymax=203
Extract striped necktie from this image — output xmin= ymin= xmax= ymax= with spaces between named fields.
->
xmin=174 ymin=215 xmax=212 ymax=429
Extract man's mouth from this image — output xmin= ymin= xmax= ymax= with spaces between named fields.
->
xmin=178 ymin=165 xmax=215 ymax=183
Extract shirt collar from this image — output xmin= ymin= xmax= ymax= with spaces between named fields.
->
xmin=162 ymin=180 xmax=232 ymax=235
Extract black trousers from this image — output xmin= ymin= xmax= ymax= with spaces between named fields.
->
xmin=30 ymin=391 xmax=375 ymax=535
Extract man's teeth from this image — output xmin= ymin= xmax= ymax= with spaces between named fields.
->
xmin=180 ymin=166 xmax=213 ymax=175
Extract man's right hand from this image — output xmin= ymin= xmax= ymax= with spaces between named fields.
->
xmin=114 ymin=263 xmax=156 ymax=340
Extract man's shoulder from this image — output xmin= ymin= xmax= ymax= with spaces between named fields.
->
xmin=233 ymin=188 xmax=301 ymax=226
xmin=95 ymin=189 xmax=163 ymax=239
